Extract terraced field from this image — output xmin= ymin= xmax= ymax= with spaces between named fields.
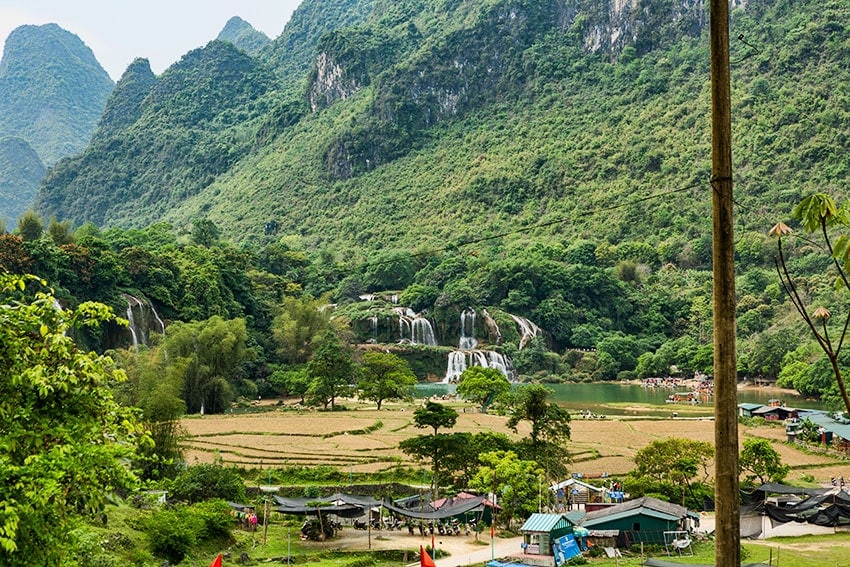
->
xmin=180 ymin=398 xmax=848 ymax=483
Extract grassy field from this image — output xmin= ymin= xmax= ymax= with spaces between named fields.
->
xmin=181 ymin=397 xmax=850 ymax=484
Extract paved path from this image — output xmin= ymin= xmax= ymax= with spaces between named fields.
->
xmin=434 ymin=536 xmax=524 ymax=567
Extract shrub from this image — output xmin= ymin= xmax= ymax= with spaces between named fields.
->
xmin=143 ymin=508 xmax=198 ymax=564
xmin=168 ymin=462 xmax=246 ymax=503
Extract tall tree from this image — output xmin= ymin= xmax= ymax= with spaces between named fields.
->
xmin=357 ymin=351 xmax=417 ymax=409
xmin=271 ymin=295 xmax=334 ymax=365
xmin=739 ymin=438 xmax=789 ymax=485
xmin=164 ymin=316 xmax=250 ymax=413
xmin=470 ymin=450 xmax=544 ymax=529
xmin=413 ymin=400 xmax=458 ymax=436
xmin=0 ymin=275 xmax=141 ymax=565
xmin=456 ymin=366 xmax=511 ymax=413
xmin=407 ymin=401 xmax=459 ymax=498
xmin=305 ymin=331 xmax=356 ymax=409
xmin=506 ymin=384 xmax=571 ymax=476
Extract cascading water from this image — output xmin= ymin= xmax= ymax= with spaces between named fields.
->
xmin=459 ymin=308 xmax=478 ymax=350
xmin=444 ymin=308 xmax=517 ymax=383
xmin=123 ymin=294 xmax=167 ymax=348
xmin=393 ymin=307 xmax=438 ymax=346
xmin=482 ymin=309 xmax=502 ymax=345
xmin=510 ymin=314 xmax=542 ymax=350
xmin=369 ymin=316 xmax=379 ymax=342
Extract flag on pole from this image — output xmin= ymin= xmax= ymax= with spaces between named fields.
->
xmin=421 ymin=545 xmax=436 ymax=567
xmin=209 ymin=553 xmax=223 ymax=567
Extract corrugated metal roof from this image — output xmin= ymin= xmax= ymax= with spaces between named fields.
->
xmin=520 ymin=513 xmax=572 ymax=532
xmin=581 ymin=497 xmax=694 ymax=524
xmin=582 ymin=507 xmax=680 ymax=527
xmin=738 ymin=403 xmax=762 ymax=410
xmin=803 ymin=411 xmax=850 ymax=441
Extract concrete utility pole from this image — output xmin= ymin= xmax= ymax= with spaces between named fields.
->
xmin=710 ymin=1 xmax=739 ymax=566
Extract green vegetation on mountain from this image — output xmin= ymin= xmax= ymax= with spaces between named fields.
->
xmin=0 ymin=23 xmax=113 ymax=222
xmin=0 ymin=137 xmax=45 ymax=224
xmin=34 ymin=0 xmax=850 ymax=260
xmin=216 ymin=16 xmax=271 ymax=55
xmin=10 ymin=1 xmax=850 ymax=413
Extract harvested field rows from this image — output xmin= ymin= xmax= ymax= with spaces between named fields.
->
xmin=180 ymin=399 xmax=848 ymax=482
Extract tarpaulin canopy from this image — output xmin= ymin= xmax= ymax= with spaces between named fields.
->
xmin=272 ymin=493 xmax=382 ymax=517
xmin=755 ymin=488 xmax=850 ymax=528
xmin=384 ymin=494 xmax=495 ymax=520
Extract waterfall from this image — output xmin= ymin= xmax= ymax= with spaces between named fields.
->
xmin=459 ymin=308 xmax=478 ymax=350
xmin=150 ymin=303 xmax=166 ymax=335
xmin=443 ymin=349 xmax=517 ymax=383
xmin=510 ymin=314 xmax=542 ymax=350
xmin=445 ymin=351 xmax=468 ymax=383
xmin=125 ymin=295 xmax=144 ymax=348
xmin=369 ymin=316 xmax=378 ymax=342
xmin=482 ymin=309 xmax=502 ymax=345
xmin=444 ymin=308 xmax=517 ymax=382
xmin=411 ymin=317 xmax=437 ymax=346
xmin=393 ymin=307 xmax=437 ymax=346
xmin=123 ymin=293 xmax=167 ymax=348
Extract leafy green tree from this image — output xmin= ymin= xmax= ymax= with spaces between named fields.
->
xmin=46 ymin=217 xmax=74 ymax=245
xmin=113 ymin=347 xmax=187 ymax=480
xmin=15 ymin=210 xmax=43 ymax=242
xmin=436 ymin=431 xmax=516 ymax=489
xmin=633 ymin=437 xmax=714 ymax=505
xmin=190 ymin=218 xmax=222 ymax=247
xmin=470 ymin=450 xmax=544 ymax=529
xmin=402 ymin=401 xmax=459 ymax=498
xmin=633 ymin=438 xmax=713 ymax=508
xmin=269 ymin=365 xmax=311 ymax=402
xmin=358 ymin=351 xmax=417 ymax=409
xmin=771 ymin=193 xmax=850 ymax=415
xmin=456 ymin=366 xmax=511 ymax=412
xmin=0 ymin=275 xmax=141 ymax=565
xmin=505 ymin=384 xmax=571 ymax=476
xmin=413 ymin=400 xmax=458 ymax=435
xmin=164 ymin=316 xmax=250 ymax=413
xmin=168 ymin=462 xmax=246 ymax=503
xmin=142 ymin=500 xmax=234 ymax=564
xmin=272 ymin=295 xmax=334 ymax=364
xmin=305 ymin=331 xmax=356 ymax=409
xmin=739 ymin=438 xmax=789 ymax=485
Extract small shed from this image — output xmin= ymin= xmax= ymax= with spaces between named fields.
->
xmin=551 ymin=478 xmax=606 ymax=510
xmin=520 ymin=513 xmax=575 ymax=556
xmin=738 ymin=403 xmax=762 ymax=418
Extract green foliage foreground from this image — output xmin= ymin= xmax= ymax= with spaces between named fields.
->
xmin=0 ymin=275 xmax=142 ymax=565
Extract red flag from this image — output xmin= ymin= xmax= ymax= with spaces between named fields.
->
xmin=421 ymin=545 xmax=436 ymax=567
xmin=209 ymin=553 xmax=223 ymax=567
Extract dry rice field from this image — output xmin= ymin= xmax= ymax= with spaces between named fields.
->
xmin=181 ymin=398 xmax=850 ymax=482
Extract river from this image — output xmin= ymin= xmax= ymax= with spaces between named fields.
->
xmin=415 ymin=381 xmax=823 ymax=417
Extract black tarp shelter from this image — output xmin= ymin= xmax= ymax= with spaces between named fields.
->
xmin=273 ymin=493 xmax=382 ymax=518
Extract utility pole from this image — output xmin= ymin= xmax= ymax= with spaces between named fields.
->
xmin=710 ymin=1 xmax=739 ymax=566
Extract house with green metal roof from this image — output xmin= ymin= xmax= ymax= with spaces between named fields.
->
xmin=579 ymin=497 xmax=698 ymax=545
xmin=738 ymin=403 xmax=762 ymax=418
xmin=519 ymin=513 xmax=575 ymax=556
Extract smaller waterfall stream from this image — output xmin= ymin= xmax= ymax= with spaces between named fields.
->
xmin=123 ymin=294 xmax=166 ymax=348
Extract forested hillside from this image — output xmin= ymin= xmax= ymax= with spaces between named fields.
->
xmin=8 ymin=0 xmax=850 ymax=410
xmin=0 ymin=23 xmax=113 ymax=223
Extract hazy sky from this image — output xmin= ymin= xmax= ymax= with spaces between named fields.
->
xmin=0 ymin=1 xmax=304 ymax=80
